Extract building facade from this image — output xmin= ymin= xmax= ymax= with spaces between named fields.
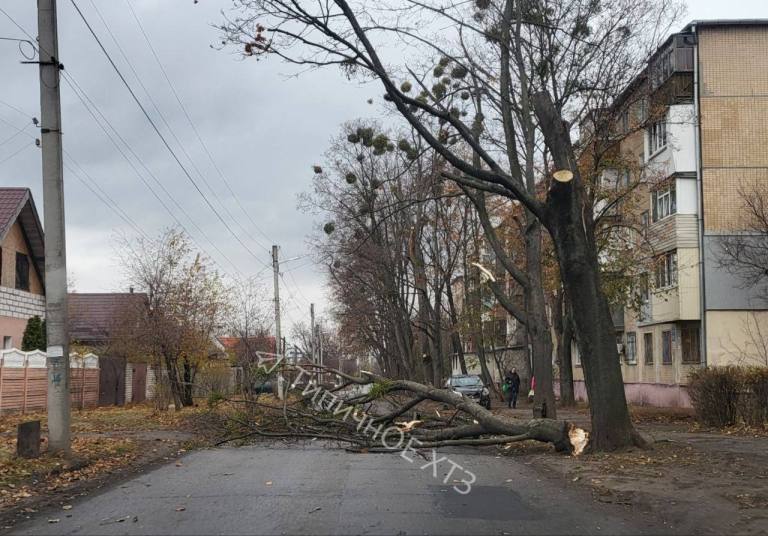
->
xmin=0 ymin=188 xmax=45 ymax=350
xmin=570 ymin=20 xmax=768 ymax=408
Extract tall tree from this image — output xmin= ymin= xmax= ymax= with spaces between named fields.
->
xmin=223 ymin=0 xmax=682 ymax=449
xmin=118 ymin=229 xmax=230 ymax=408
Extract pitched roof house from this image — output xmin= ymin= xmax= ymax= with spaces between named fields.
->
xmin=68 ymin=292 xmax=147 ymax=347
xmin=0 ymin=188 xmax=45 ymax=350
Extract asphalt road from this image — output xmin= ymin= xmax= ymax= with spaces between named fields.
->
xmin=10 ymin=444 xmax=667 ymax=535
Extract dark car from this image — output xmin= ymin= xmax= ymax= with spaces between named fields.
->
xmin=446 ymin=375 xmax=491 ymax=409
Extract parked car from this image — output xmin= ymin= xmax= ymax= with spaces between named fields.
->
xmin=446 ymin=374 xmax=491 ymax=409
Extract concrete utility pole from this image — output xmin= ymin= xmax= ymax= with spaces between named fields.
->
xmin=310 ymin=303 xmax=315 ymax=384
xmin=272 ymin=245 xmax=284 ymax=398
xmin=38 ymin=0 xmax=70 ymax=454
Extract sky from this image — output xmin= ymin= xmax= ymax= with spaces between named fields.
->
xmin=1 ymin=0 xmax=767 ymax=339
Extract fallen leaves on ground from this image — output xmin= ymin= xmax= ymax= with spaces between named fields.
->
xmin=0 ymin=404 xmax=208 ymax=512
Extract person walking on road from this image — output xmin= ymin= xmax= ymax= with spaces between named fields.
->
xmin=504 ymin=368 xmax=521 ymax=409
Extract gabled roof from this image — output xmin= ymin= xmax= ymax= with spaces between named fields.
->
xmin=218 ymin=336 xmax=276 ymax=353
xmin=69 ymin=292 xmax=147 ymax=344
xmin=0 ymin=188 xmax=45 ymax=283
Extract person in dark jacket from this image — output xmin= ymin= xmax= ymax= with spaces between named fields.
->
xmin=504 ymin=368 xmax=521 ymax=409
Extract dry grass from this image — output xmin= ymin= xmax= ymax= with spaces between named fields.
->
xmin=0 ymin=404 xmax=208 ymax=510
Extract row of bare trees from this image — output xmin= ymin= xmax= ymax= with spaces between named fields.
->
xmin=221 ymin=0 xmax=686 ymax=450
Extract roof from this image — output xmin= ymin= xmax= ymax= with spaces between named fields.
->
xmin=0 ymin=188 xmax=45 ymax=284
xmin=683 ymin=19 xmax=768 ymax=32
xmin=218 ymin=336 xmax=276 ymax=353
xmin=69 ymin=292 xmax=147 ymax=344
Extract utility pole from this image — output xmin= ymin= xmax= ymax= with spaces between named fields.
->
xmin=310 ymin=303 xmax=316 ymax=384
xmin=272 ymin=245 xmax=283 ymax=398
xmin=38 ymin=0 xmax=70 ymax=454
xmin=318 ymin=322 xmax=323 ymax=385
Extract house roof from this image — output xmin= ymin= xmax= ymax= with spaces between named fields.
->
xmin=683 ymin=19 xmax=768 ymax=32
xmin=0 ymin=188 xmax=45 ymax=283
xmin=69 ymin=292 xmax=146 ymax=344
xmin=218 ymin=336 xmax=276 ymax=353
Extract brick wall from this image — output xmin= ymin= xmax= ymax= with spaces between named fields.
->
xmin=0 ymin=287 xmax=45 ymax=320
xmin=699 ymin=26 xmax=768 ymax=232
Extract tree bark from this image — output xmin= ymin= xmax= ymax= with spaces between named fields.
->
xmin=534 ymin=91 xmax=642 ymax=450
xmin=553 ymin=288 xmax=576 ymax=407
xmin=525 ymin=215 xmax=557 ymax=419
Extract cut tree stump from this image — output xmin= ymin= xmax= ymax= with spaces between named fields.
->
xmin=17 ymin=420 xmax=41 ymax=458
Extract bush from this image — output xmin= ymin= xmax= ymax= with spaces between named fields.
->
xmin=21 ymin=316 xmax=46 ymax=351
xmin=688 ymin=366 xmax=768 ymax=427
xmin=742 ymin=367 xmax=768 ymax=426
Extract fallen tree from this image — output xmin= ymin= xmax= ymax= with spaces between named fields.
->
xmin=214 ymin=364 xmax=589 ymax=455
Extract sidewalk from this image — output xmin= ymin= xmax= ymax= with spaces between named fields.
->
xmin=493 ymin=402 xmax=768 ymax=535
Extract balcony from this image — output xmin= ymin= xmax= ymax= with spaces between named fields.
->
xmin=651 ymin=34 xmax=695 ymax=87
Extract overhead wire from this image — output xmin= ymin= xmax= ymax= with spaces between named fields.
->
xmin=122 ymin=0 xmax=277 ymax=249
xmin=68 ymin=0 xmax=272 ymax=274
xmin=0 ymin=10 xmax=244 ymax=278
xmin=85 ymin=0 xmax=271 ymax=256
xmin=0 ymin=112 xmax=150 ymax=240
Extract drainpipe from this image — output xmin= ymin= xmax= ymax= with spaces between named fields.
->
xmin=692 ymin=26 xmax=708 ymax=367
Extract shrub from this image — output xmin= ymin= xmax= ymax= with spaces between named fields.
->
xmin=688 ymin=366 xmax=768 ymax=427
xmin=688 ymin=366 xmax=743 ymax=427
xmin=742 ymin=367 xmax=768 ymax=426
xmin=21 ymin=316 xmax=46 ymax=351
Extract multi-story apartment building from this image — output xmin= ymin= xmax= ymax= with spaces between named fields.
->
xmin=571 ymin=20 xmax=768 ymax=408
xmin=0 ymin=188 xmax=45 ymax=350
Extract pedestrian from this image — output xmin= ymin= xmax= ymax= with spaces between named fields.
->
xmin=504 ymin=368 xmax=521 ymax=409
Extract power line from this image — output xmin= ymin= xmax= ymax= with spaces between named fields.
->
xmin=0 ymin=7 xmax=247 ymax=279
xmin=1 ymin=5 xmax=268 ymax=283
xmin=0 ymin=140 xmax=33 ymax=165
xmin=85 ymin=0 xmax=271 ymax=256
xmin=69 ymin=0 xmax=271 ymax=273
xmin=123 ymin=0 xmax=277 ymax=250
xmin=61 ymin=73 xmax=245 ymax=278
xmin=0 ymin=112 xmax=150 ymax=241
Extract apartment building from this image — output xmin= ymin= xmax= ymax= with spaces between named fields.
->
xmin=571 ymin=20 xmax=768 ymax=408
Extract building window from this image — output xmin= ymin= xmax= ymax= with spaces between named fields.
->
xmin=620 ymin=110 xmax=630 ymax=134
xmin=641 ymin=211 xmax=649 ymax=236
xmin=681 ymin=324 xmax=701 ymax=364
xmin=652 ymin=184 xmax=676 ymax=222
xmin=648 ymin=120 xmax=667 ymax=155
xmin=644 ymin=332 xmax=654 ymax=365
xmin=15 ymin=253 xmax=29 ymax=291
xmin=655 ymin=251 xmax=678 ymax=289
xmin=2 ymin=336 xmax=11 ymax=350
xmin=625 ymin=332 xmax=637 ymax=365
xmin=662 ymin=330 xmax=673 ymax=365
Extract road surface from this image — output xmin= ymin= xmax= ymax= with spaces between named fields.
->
xmin=10 ymin=444 xmax=668 ymax=535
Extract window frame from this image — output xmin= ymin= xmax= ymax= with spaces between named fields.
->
xmin=14 ymin=252 xmax=30 ymax=292
xmin=655 ymin=251 xmax=678 ymax=289
xmin=648 ymin=119 xmax=668 ymax=157
xmin=625 ymin=332 xmax=637 ymax=365
xmin=681 ymin=324 xmax=701 ymax=364
xmin=652 ymin=184 xmax=677 ymax=222
xmin=662 ymin=330 xmax=673 ymax=365
xmin=643 ymin=332 xmax=654 ymax=365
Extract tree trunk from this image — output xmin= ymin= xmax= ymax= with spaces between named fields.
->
xmin=163 ymin=354 xmax=184 ymax=410
xmin=525 ymin=215 xmax=556 ymax=419
xmin=181 ymin=359 xmax=194 ymax=407
xmin=559 ymin=318 xmax=575 ymax=406
xmin=446 ymin=283 xmax=468 ymax=375
xmin=534 ymin=91 xmax=642 ymax=450
xmin=553 ymin=288 xmax=576 ymax=407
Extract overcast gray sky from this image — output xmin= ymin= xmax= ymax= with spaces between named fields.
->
xmin=1 ymin=0 xmax=767 ymax=336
